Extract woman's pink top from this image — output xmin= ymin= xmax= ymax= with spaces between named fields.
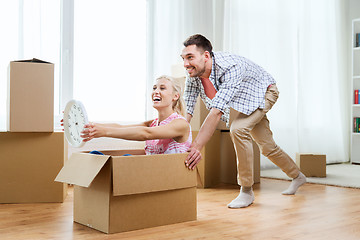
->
xmin=145 ymin=113 xmax=192 ymax=155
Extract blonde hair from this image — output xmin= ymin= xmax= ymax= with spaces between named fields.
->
xmin=156 ymin=75 xmax=186 ymax=117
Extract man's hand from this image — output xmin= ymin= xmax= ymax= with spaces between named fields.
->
xmin=185 ymin=145 xmax=202 ymax=170
xmin=184 ymin=108 xmax=223 ymax=170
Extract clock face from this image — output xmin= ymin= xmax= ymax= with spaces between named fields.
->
xmin=63 ymin=100 xmax=89 ymax=148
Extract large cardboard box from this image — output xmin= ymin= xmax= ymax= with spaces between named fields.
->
xmin=0 ymin=132 xmax=67 ymax=203
xmin=296 ymin=153 xmax=326 ymax=177
xmin=55 ymin=150 xmax=197 ymax=234
xmin=188 ymin=97 xmax=239 ymax=131
xmin=172 ymin=65 xmax=260 ymax=187
xmin=7 ymin=58 xmax=54 ymax=132
xmin=192 ymin=130 xmax=221 ymax=188
xmin=220 ymin=131 xmax=260 ymax=185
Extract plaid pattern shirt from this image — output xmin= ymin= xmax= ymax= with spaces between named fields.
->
xmin=184 ymin=52 xmax=276 ymax=125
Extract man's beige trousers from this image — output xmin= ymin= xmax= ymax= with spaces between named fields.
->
xmin=229 ymin=84 xmax=300 ymax=187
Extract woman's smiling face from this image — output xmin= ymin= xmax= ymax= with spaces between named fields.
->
xmin=152 ymin=78 xmax=178 ymax=110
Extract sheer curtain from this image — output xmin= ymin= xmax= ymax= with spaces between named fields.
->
xmin=148 ymin=0 xmax=349 ymax=166
xmin=295 ymin=0 xmax=349 ymax=164
xmin=223 ymin=0 xmax=348 ymax=166
xmin=146 ymin=0 xmax=215 ymax=119
xmin=225 ymin=0 xmax=349 ymax=166
xmin=0 ymin=0 xmax=61 ymax=131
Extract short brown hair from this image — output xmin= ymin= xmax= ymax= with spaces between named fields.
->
xmin=183 ymin=34 xmax=213 ymax=55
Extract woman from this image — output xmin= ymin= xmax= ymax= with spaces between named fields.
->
xmin=80 ymin=75 xmax=192 ymax=155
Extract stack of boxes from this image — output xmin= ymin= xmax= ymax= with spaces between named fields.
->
xmin=0 ymin=59 xmax=67 ymax=203
xmin=171 ymin=64 xmax=261 ymax=188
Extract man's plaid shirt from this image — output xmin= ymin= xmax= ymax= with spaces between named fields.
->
xmin=184 ymin=51 xmax=276 ymax=125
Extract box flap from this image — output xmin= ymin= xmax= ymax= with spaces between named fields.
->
xmin=12 ymin=58 xmax=52 ymax=64
xmin=55 ymin=153 xmax=110 ymax=187
xmin=296 ymin=153 xmax=326 ymax=156
xmin=112 ymin=153 xmax=196 ymax=196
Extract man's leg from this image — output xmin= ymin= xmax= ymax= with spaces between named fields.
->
xmin=227 ymin=84 xmax=306 ymax=209
xmin=250 ymin=115 xmax=306 ymax=195
xmin=250 ymin=84 xmax=306 ymax=195
xmin=228 ymin=110 xmax=265 ymax=208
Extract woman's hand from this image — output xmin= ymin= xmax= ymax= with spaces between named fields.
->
xmin=81 ymin=122 xmax=107 ymax=142
xmin=60 ymin=111 xmax=64 ymax=131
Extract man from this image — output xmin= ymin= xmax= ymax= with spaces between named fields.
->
xmin=181 ymin=34 xmax=306 ymax=208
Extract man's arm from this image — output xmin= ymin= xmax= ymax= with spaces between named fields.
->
xmin=186 ymin=108 xmax=223 ymax=170
xmin=184 ymin=78 xmax=200 ymax=118
xmin=186 ymin=113 xmax=192 ymax=123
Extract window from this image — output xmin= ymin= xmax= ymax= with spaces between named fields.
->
xmin=0 ymin=0 xmax=61 ymax=131
xmin=72 ymin=0 xmax=146 ymax=123
xmin=0 ymin=0 xmax=147 ymax=131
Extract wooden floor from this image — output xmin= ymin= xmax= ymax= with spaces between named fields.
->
xmin=1 ymin=178 xmax=360 ymax=240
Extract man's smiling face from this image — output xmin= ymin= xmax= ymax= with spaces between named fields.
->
xmin=181 ymin=45 xmax=207 ymax=78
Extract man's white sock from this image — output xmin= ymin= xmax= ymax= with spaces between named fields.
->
xmin=282 ymin=172 xmax=306 ymax=195
xmin=227 ymin=186 xmax=254 ymax=208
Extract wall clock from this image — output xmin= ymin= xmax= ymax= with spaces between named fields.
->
xmin=63 ymin=99 xmax=89 ymax=147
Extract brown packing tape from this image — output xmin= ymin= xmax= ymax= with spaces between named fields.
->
xmin=196 ymin=167 xmax=203 ymax=188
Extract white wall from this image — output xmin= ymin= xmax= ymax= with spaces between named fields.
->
xmin=348 ymin=1 xmax=360 ymax=78
xmin=349 ymin=0 xmax=360 ymax=19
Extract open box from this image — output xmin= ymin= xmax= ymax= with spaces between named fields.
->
xmin=55 ymin=149 xmax=197 ymax=234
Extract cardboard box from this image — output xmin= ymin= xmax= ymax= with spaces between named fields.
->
xmin=55 ymin=150 xmax=197 ymax=234
xmin=7 ymin=58 xmax=54 ymax=132
xmin=0 ymin=132 xmax=67 ymax=203
xmin=192 ymin=130 xmax=260 ymax=188
xmin=192 ymin=130 xmax=221 ymax=188
xmin=220 ymin=131 xmax=260 ymax=185
xmin=172 ymin=65 xmax=260 ymax=187
xmin=296 ymin=153 xmax=326 ymax=177
xmin=188 ymin=96 xmax=240 ymax=131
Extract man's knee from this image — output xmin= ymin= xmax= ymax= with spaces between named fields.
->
xmin=230 ymin=125 xmax=252 ymax=140
xmin=260 ymin=143 xmax=279 ymax=157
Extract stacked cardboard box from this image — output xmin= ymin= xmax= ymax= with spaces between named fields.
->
xmin=171 ymin=65 xmax=261 ymax=188
xmin=7 ymin=59 xmax=54 ymax=132
xmin=0 ymin=59 xmax=67 ymax=203
xmin=192 ymin=130 xmax=260 ymax=188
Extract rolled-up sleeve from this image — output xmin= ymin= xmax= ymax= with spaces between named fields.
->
xmin=184 ymin=77 xmax=200 ymax=116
